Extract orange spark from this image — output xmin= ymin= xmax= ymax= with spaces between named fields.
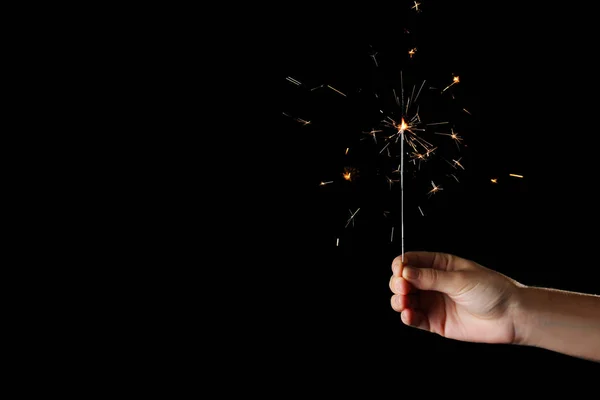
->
xmin=427 ymin=180 xmax=443 ymax=197
xmin=442 ymin=75 xmax=460 ymax=92
xmin=342 ymin=166 xmax=358 ymax=181
xmin=397 ymin=118 xmax=408 ymax=133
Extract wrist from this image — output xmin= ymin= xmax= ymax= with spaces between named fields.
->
xmin=509 ymin=285 xmax=539 ymax=347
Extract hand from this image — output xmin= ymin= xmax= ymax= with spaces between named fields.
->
xmin=389 ymin=251 xmax=522 ymax=344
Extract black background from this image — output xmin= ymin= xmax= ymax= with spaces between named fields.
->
xmin=246 ymin=1 xmax=600 ymax=381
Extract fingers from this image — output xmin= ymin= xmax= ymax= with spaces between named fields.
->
xmin=400 ymin=308 xmax=430 ymax=331
xmin=405 ymin=251 xmax=453 ymax=271
xmin=391 ymin=256 xmax=404 ymax=277
xmin=402 ymin=266 xmax=470 ymax=296
xmin=390 ymin=293 xmax=419 ymax=312
xmin=393 ymin=251 xmax=469 ymax=272
xmin=391 ymin=292 xmax=430 ymax=332
xmin=389 ymin=274 xmax=414 ymax=295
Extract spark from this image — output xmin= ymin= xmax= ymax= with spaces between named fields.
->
xmin=413 ymin=80 xmax=426 ymax=104
xmin=418 ymin=206 xmax=425 ymax=216
xmin=319 ymin=181 xmax=333 ymax=186
xmin=452 ymin=158 xmax=465 ymax=170
xmin=327 ymin=85 xmax=347 ymax=97
xmin=286 ymin=76 xmax=302 ymax=86
xmin=410 ymin=152 xmax=428 ymax=169
xmin=425 ymin=146 xmax=437 ymax=156
xmin=310 ymin=84 xmax=324 ymax=91
xmin=390 ymin=226 xmax=394 ymax=242
xmin=386 ymin=175 xmax=399 ymax=190
xmin=406 ymin=85 xmax=414 ymax=110
xmin=463 ymin=108 xmax=471 ymax=115
xmin=379 ymin=141 xmax=391 ymax=154
xmin=398 ymin=118 xmax=408 ymax=133
xmin=336 ymin=238 xmax=339 ymax=246
xmin=510 ymin=173 xmax=523 ymax=178
xmin=342 ymin=166 xmax=358 ymax=181
xmin=400 ymin=71 xmax=405 ymax=113
xmin=283 ymin=112 xmax=311 ymax=125
xmin=435 ymin=128 xmax=463 ymax=150
xmin=445 ymin=157 xmax=465 ymax=170
xmin=411 ymin=1 xmax=421 ymax=12
xmin=448 ymin=173 xmax=460 ymax=182
xmin=491 ymin=178 xmax=498 ymax=183
xmin=382 ymin=116 xmax=433 ymax=155
xmin=345 ymin=208 xmax=360 ymax=228
xmin=345 ymin=147 xmax=349 ymax=155
xmin=427 ymin=180 xmax=443 ymax=197
xmin=408 ymin=47 xmax=417 ymax=58
xmin=369 ymin=46 xmax=379 ymax=67
xmin=442 ymin=75 xmax=460 ymax=93
xmin=362 ymin=128 xmax=382 ymax=144
xmin=409 ymin=146 xmax=437 ymax=169
xmin=426 ymin=121 xmax=449 ymax=126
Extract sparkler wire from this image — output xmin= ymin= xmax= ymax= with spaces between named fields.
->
xmin=400 ymin=129 xmax=405 ymax=263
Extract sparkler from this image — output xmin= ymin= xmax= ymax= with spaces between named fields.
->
xmin=281 ymin=1 xmax=476 ymax=255
xmin=398 ymin=118 xmax=406 ymax=261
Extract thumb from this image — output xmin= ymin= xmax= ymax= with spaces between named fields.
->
xmin=402 ymin=266 xmax=465 ymax=295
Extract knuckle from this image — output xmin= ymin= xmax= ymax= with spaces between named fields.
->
xmin=428 ymin=267 xmax=439 ymax=283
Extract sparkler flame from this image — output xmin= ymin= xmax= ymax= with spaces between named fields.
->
xmin=398 ymin=118 xmax=408 ymax=133
xmin=282 ymin=3 xmax=477 ymax=251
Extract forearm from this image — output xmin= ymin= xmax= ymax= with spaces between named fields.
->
xmin=512 ymin=285 xmax=600 ymax=362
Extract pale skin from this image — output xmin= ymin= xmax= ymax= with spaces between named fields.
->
xmin=390 ymin=251 xmax=600 ymax=362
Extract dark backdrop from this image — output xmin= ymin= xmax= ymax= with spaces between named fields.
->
xmin=251 ymin=1 xmax=600 ymax=380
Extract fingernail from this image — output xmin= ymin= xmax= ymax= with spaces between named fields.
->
xmin=403 ymin=266 xmax=419 ymax=279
